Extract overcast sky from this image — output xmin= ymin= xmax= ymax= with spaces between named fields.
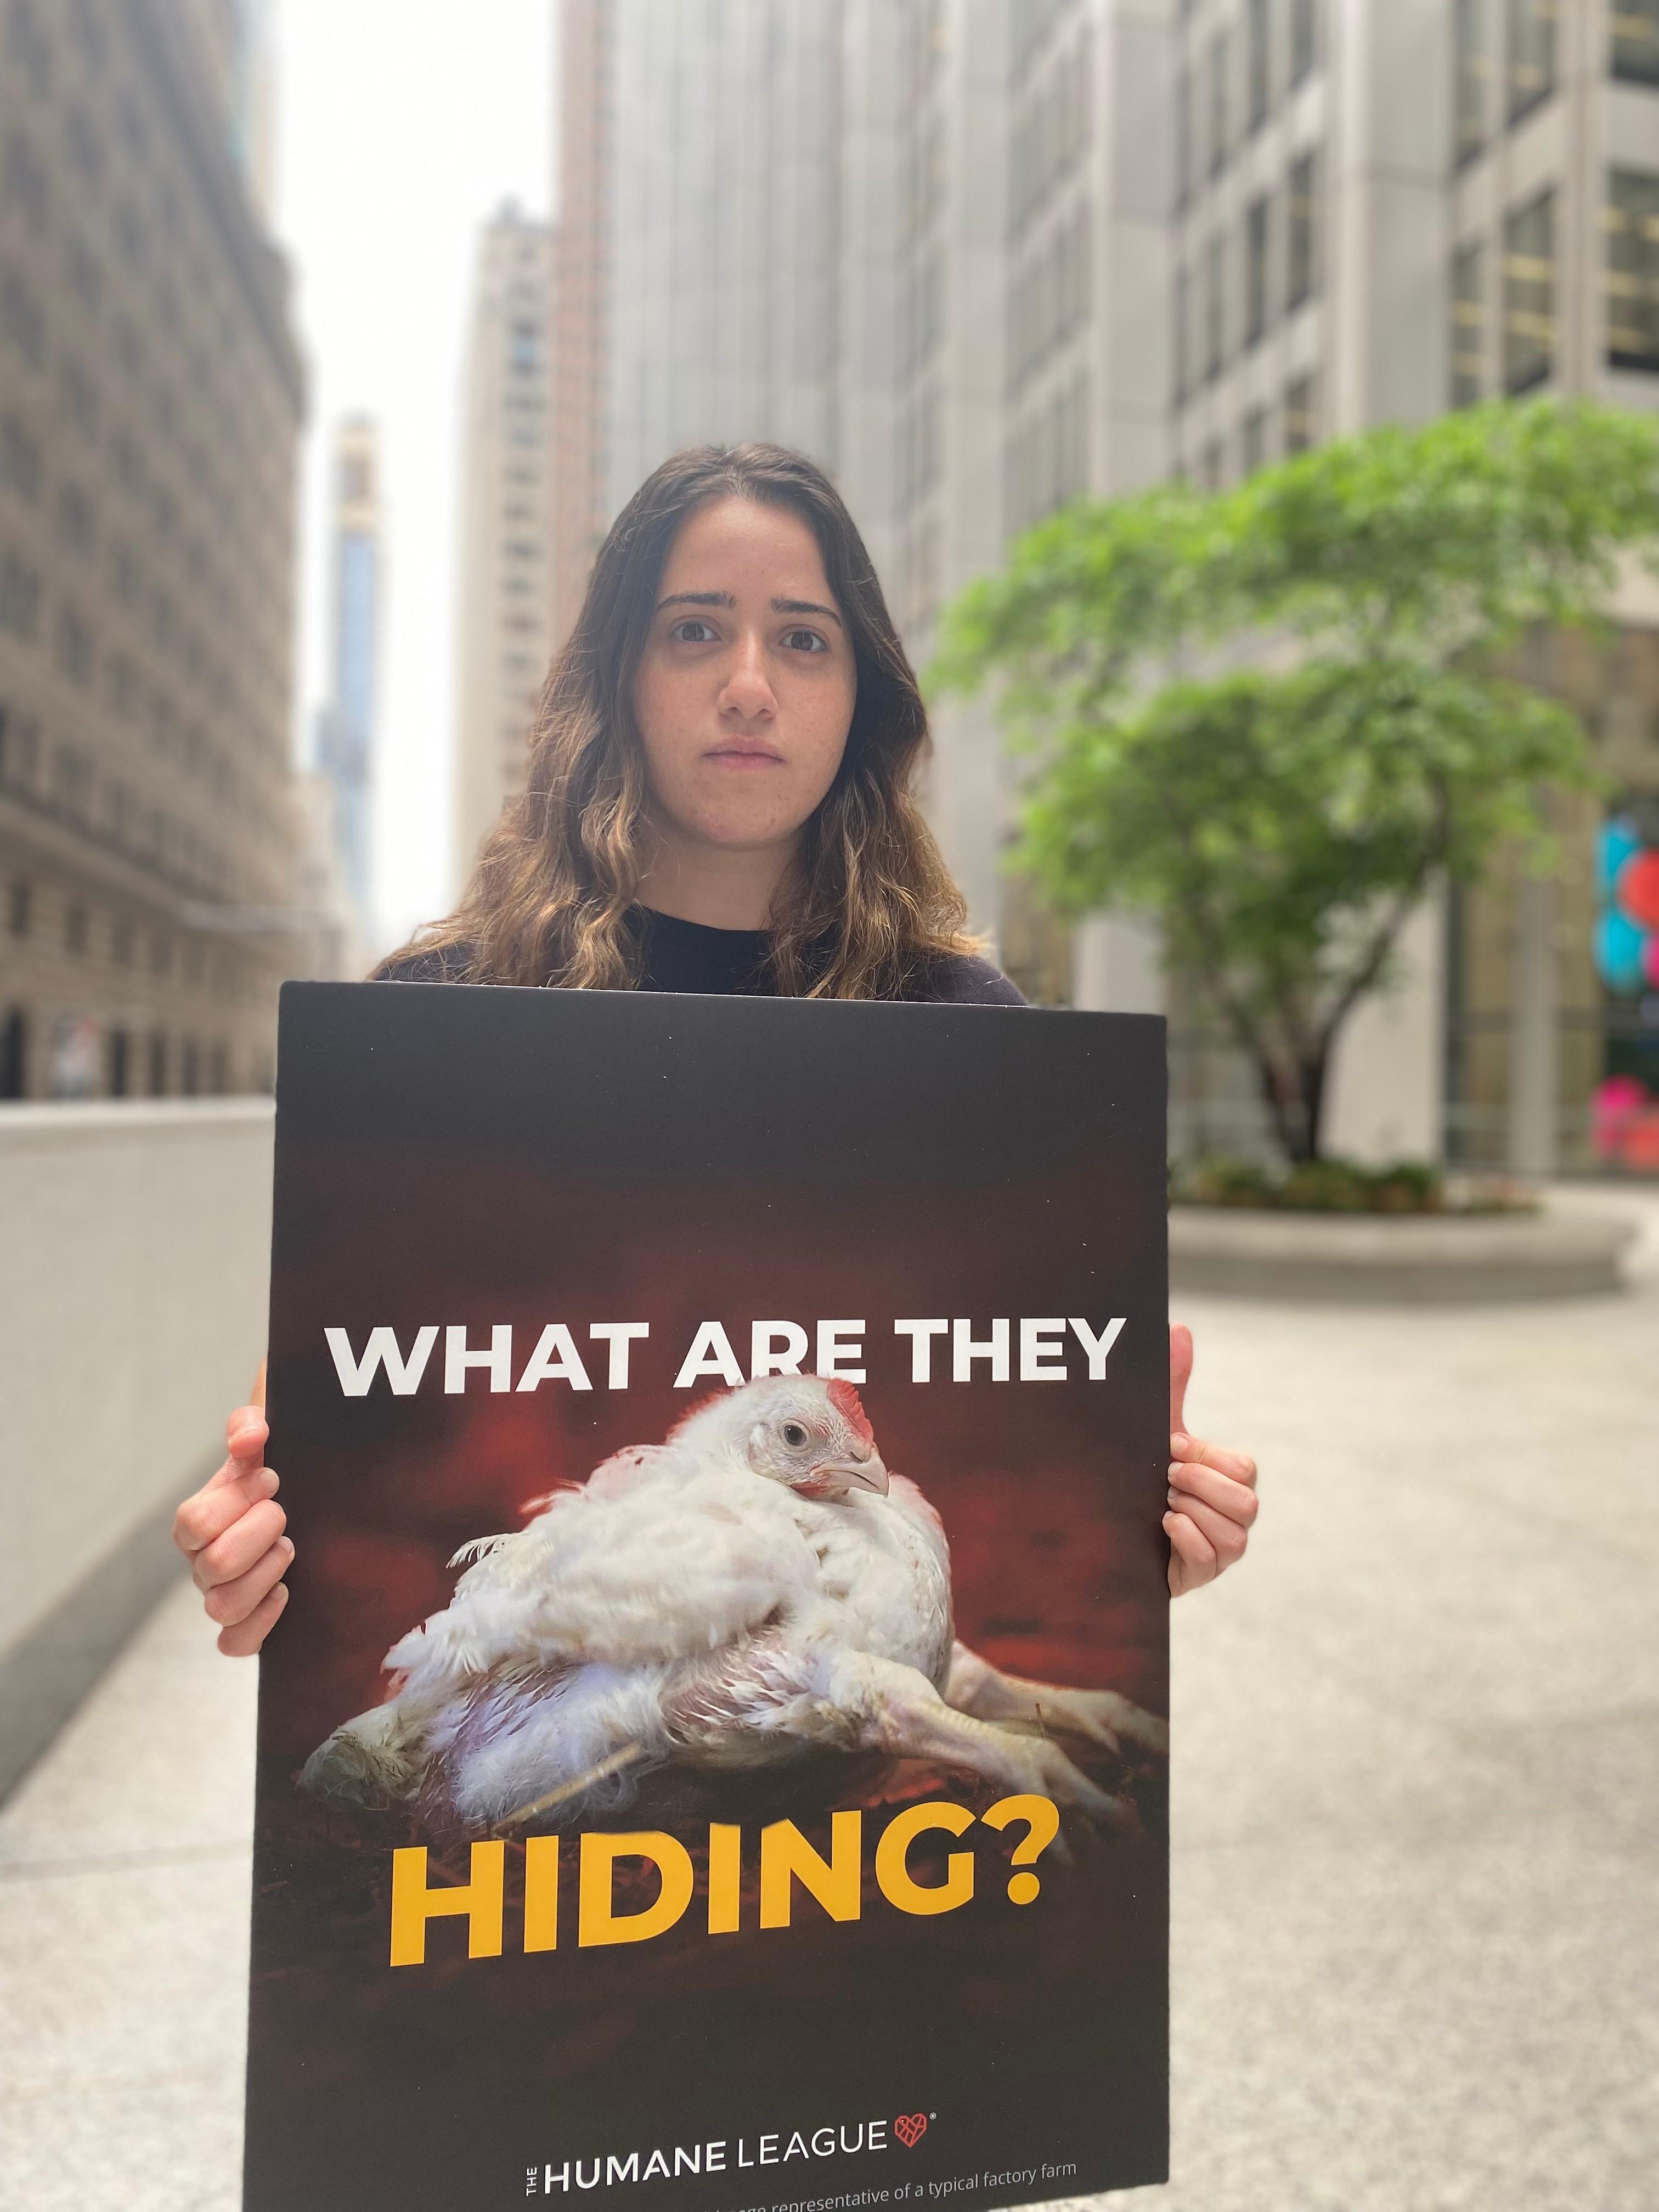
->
xmin=271 ymin=0 xmax=555 ymax=951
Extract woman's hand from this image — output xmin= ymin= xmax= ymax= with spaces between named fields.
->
xmin=1165 ymin=1322 xmax=1258 ymax=1597
xmin=171 ymin=1363 xmax=291 ymax=1655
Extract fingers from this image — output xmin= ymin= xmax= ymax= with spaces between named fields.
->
xmin=222 ymin=1402 xmax=269 ymax=1476
xmin=1167 ymin=1488 xmax=1249 ymax=1569
xmin=1170 ymin=1429 xmax=1257 ymax=1487
xmin=174 ymin=1387 xmax=289 ymax=1652
xmin=218 ymin=1578 xmax=289 ymax=1658
xmin=172 ymin=1458 xmax=279 ymax=1558
xmin=190 ymin=1496 xmax=288 ymax=1593
xmin=201 ymin=1531 xmax=294 ymax=1631
xmin=1168 ymin=1456 xmax=1259 ymax=1530
xmin=1168 ymin=1323 xmax=1193 ymax=1436
xmin=1164 ymin=1509 xmax=1217 ymax=1595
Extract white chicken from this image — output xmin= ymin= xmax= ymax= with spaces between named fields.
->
xmin=301 ymin=1376 xmax=1165 ymax=1833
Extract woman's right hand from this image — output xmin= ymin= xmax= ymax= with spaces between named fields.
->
xmin=172 ymin=1371 xmax=292 ymax=1655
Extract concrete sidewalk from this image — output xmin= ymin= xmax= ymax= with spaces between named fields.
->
xmin=2 ymin=1194 xmax=1656 ymax=2211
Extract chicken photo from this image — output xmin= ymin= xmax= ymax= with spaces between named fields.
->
xmin=301 ymin=1376 xmax=1166 ymax=1834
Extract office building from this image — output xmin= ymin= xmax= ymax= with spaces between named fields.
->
xmin=453 ymin=205 xmax=553 ymax=885
xmin=0 ymin=0 xmax=305 ymax=1099
xmin=313 ymin=416 xmax=380 ymax=936
xmin=546 ymin=0 xmax=1659 ymax=1169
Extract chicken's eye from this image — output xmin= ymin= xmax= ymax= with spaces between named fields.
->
xmin=780 ymin=1420 xmax=809 ymax=1448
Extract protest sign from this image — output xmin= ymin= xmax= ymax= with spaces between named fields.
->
xmin=245 ymin=981 xmax=1169 ymax=2211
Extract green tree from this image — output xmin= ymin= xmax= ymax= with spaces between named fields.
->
xmin=932 ymin=398 xmax=1659 ymax=1162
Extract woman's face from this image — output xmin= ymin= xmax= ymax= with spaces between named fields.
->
xmin=630 ymin=495 xmax=857 ymax=864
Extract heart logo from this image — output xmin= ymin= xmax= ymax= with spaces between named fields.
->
xmin=894 ymin=2114 xmax=928 ymax=2149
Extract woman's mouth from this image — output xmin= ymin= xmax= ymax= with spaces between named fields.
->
xmin=703 ymin=742 xmax=784 ymax=769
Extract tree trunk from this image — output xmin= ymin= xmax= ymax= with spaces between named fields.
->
xmin=1300 ymin=1049 xmax=1331 ymax=1161
xmin=1253 ymin=1049 xmax=1331 ymax=1163
xmin=1254 ymin=1057 xmax=1307 ymax=1163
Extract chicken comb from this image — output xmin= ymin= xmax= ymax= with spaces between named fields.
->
xmin=826 ymin=1377 xmax=874 ymax=1443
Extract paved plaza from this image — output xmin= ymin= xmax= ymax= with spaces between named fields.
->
xmin=2 ymin=1192 xmax=1656 ymax=2212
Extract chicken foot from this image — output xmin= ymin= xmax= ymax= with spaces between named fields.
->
xmin=825 ymin=1651 xmax=1135 ymax=1830
xmin=945 ymin=1641 xmax=1169 ymax=1759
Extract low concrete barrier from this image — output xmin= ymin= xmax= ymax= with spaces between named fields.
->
xmin=0 ymin=1100 xmax=274 ymax=1795
xmin=1169 ymin=1199 xmax=1639 ymax=1302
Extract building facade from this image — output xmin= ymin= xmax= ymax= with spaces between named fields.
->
xmin=453 ymin=205 xmax=552 ymax=886
xmin=545 ymin=0 xmax=1659 ymax=1170
xmin=312 ymin=416 xmax=380 ymax=936
xmin=1163 ymin=0 xmax=1659 ymax=1171
xmin=0 ymin=0 xmax=305 ymax=1101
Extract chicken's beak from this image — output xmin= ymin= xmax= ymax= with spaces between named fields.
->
xmin=839 ymin=1453 xmax=889 ymax=1497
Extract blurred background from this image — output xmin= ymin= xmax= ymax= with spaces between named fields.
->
xmin=1 ymin=3 xmax=1657 ymax=2209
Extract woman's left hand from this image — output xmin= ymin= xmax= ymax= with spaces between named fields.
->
xmin=1165 ymin=1322 xmax=1258 ymax=1597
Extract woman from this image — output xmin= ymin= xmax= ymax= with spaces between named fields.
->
xmin=172 ymin=442 xmax=1259 ymax=1653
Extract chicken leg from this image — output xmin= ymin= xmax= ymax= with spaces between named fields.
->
xmin=945 ymin=1641 xmax=1169 ymax=1759
xmin=824 ymin=1651 xmax=1135 ymax=1829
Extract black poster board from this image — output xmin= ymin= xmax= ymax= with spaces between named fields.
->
xmin=245 ymin=981 xmax=1170 ymax=2212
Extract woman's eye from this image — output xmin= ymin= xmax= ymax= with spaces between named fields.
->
xmin=781 ymin=1421 xmax=808 ymax=1448
xmin=670 ymin=618 xmax=718 ymax=644
xmin=781 ymin=627 xmax=828 ymax=654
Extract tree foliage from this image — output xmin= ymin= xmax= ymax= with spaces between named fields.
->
xmin=931 ymin=399 xmax=1659 ymax=1160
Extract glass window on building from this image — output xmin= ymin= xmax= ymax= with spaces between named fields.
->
xmin=1284 ymin=370 xmax=1318 ymax=451
xmin=1451 ymin=239 xmax=1488 ymax=405
xmin=1504 ymin=188 xmax=1556 ymax=391
xmin=1174 ymin=264 xmax=1190 ymax=404
xmin=1289 ymin=0 xmax=1318 ymax=86
xmin=1507 ymin=0 xmax=1558 ymax=125
xmin=1241 ymin=404 xmax=1269 ymax=475
xmin=1175 ymin=65 xmax=1192 ymax=210
xmin=1 ymin=1005 xmax=26 ymax=1099
xmin=1248 ymin=0 xmax=1271 ymax=131
xmin=1592 ymin=790 xmax=1659 ymax=1172
xmin=1208 ymin=29 xmax=1231 ymax=178
xmin=1245 ymin=194 xmax=1271 ymax=345
xmin=1286 ymin=150 xmax=1319 ymax=308
xmin=1454 ymin=0 xmax=1488 ymax=166
xmin=1205 ymin=232 xmax=1225 ymax=379
xmin=1446 ymin=630 xmax=1659 ymax=1176
xmin=1611 ymin=0 xmax=1659 ymax=86
xmin=1606 ymin=167 xmax=1659 ymax=374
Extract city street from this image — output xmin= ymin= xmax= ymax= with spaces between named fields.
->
xmin=2 ymin=1194 xmax=1656 ymax=2212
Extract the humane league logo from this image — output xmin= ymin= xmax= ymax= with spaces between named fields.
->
xmin=527 ymin=2110 xmax=934 ymax=2196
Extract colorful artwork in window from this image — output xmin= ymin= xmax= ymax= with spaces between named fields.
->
xmin=1590 ymin=814 xmax=1659 ymax=1169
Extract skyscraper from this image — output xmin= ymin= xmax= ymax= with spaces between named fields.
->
xmin=0 ymin=0 xmax=305 ymax=1100
xmin=547 ymin=0 xmax=1659 ymax=1169
xmin=313 ymin=417 xmax=380 ymax=935
xmin=552 ymin=0 xmax=847 ymax=642
xmin=176 ymin=0 xmax=276 ymax=217
xmin=453 ymin=205 xmax=553 ymax=886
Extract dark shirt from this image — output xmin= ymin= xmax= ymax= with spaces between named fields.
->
xmin=381 ymin=907 xmax=1026 ymax=1006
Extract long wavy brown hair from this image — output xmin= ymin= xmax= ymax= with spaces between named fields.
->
xmin=386 ymin=443 xmax=973 ymax=997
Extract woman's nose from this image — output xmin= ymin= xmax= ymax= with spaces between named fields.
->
xmin=719 ymin=633 xmax=777 ymax=719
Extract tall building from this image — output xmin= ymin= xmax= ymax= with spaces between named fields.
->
xmin=552 ymin=0 xmax=848 ymax=642
xmin=548 ymin=0 xmax=1659 ymax=1170
xmin=313 ymin=417 xmax=380 ymax=936
xmin=453 ymin=204 xmax=553 ymax=888
xmin=0 ymin=0 xmax=305 ymax=1101
xmin=552 ymin=0 xmax=614 ymax=649
xmin=176 ymin=0 xmax=276 ymax=217
xmin=1163 ymin=0 xmax=1659 ymax=1169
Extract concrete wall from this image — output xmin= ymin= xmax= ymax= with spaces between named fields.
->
xmin=1321 ymin=892 xmax=1445 ymax=1164
xmin=0 ymin=1102 xmax=274 ymax=1664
